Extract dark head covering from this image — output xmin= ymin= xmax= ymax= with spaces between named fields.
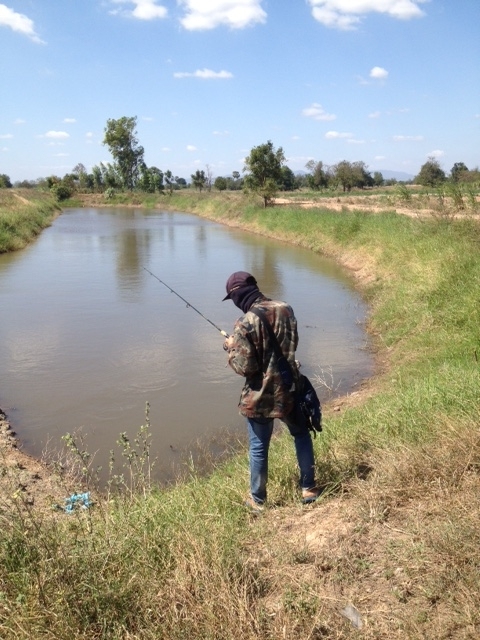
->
xmin=222 ymin=271 xmax=262 ymax=313
xmin=222 ymin=271 xmax=257 ymax=300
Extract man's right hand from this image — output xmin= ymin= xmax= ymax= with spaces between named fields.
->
xmin=223 ymin=335 xmax=235 ymax=351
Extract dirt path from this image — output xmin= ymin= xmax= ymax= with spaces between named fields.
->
xmin=273 ymin=195 xmax=480 ymax=219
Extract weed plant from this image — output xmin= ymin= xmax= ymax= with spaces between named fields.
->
xmin=1 ymin=192 xmax=480 ymax=638
xmin=0 ymin=189 xmax=59 ymax=253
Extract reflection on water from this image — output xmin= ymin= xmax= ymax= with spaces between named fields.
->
xmin=0 ymin=207 xmax=373 ymax=481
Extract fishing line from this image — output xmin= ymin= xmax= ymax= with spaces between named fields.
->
xmin=143 ymin=267 xmax=229 ymax=337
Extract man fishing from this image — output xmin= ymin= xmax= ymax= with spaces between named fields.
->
xmin=222 ymin=271 xmax=320 ymax=512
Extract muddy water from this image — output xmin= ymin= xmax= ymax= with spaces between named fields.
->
xmin=0 ymin=208 xmax=373 ymax=480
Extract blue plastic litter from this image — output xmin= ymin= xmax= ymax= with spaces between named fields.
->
xmin=63 ymin=492 xmax=91 ymax=513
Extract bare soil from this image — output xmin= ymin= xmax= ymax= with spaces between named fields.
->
xmin=0 ymin=410 xmax=73 ymax=513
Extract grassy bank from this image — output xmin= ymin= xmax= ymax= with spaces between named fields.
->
xmin=1 ymin=192 xmax=479 ymax=638
xmin=0 ymin=189 xmax=60 ymax=253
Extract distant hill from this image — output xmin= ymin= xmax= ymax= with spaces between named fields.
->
xmin=378 ymin=169 xmax=415 ymax=182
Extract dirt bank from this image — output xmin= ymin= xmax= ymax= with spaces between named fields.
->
xmin=0 ymin=409 xmax=75 ymax=514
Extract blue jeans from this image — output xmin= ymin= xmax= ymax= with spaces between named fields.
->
xmin=247 ymin=417 xmax=315 ymax=504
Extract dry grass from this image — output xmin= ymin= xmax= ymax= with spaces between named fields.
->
xmin=246 ymin=419 xmax=480 ymax=639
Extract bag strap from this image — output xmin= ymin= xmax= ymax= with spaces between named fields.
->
xmin=249 ymin=306 xmax=294 ymax=378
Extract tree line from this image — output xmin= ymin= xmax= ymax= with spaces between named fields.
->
xmin=1 ymin=116 xmax=478 ymax=205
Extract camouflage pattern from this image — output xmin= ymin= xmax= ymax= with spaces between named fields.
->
xmin=226 ymin=297 xmax=299 ymax=418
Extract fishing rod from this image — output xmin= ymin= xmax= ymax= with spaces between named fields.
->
xmin=143 ymin=267 xmax=229 ymax=338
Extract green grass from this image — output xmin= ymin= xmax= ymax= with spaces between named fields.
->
xmin=1 ymin=192 xmax=480 ymax=638
xmin=0 ymin=189 xmax=60 ymax=253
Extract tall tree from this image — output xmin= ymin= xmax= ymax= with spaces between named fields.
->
xmin=279 ymin=166 xmax=297 ymax=191
xmin=205 ymin=165 xmax=214 ymax=192
xmin=415 ymin=157 xmax=446 ymax=187
xmin=164 ymin=170 xmax=175 ymax=194
xmin=305 ymin=160 xmax=329 ymax=190
xmin=450 ymin=162 xmax=469 ymax=183
xmin=103 ymin=116 xmax=144 ymax=190
xmin=333 ymin=160 xmax=355 ymax=192
xmin=191 ymin=170 xmax=206 ymax=192
xmin=214 ymin=176 xmax=227 ymax=191
xmin=72 ymin=163 xmax=89 ymax=191
xmin=243 ymin=140 xmax=285 ymax=207
xmin=0 ymin=174 xmax=12 ymax=188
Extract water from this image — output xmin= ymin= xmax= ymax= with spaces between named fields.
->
xmin=0 ymin=207 xmax=373 ymax=479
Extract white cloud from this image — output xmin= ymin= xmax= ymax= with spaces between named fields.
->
xmin=44 ymin=131 xmax=70 ymax=139
xmin=179 ymin=0 xmax=267 ymax=31
xmin=302 ymin=103 xmax=336 ymax=121
xmin=213 ymin=130 xmax=230 ymax=136
xmin=325 ymin=131 xmax=352 ymax=139
xmin=109 ymin=1 xmax=167 ymax=20
xmin=186 ymin=145 xmax=197 ymax=151
xmin=0 ymin=4 xmax=44 ymax=43
xmin=0 ymin=133 xmax=13 ymax=139
xmin=375 ymin=155 xmax=386 ymax=160
xmin=54 ymin=153 xmax=69 ymax=157
xmin=369 ymin=111 xmax=381 ymax=118
xmin=393 ymin=134 xmax=423 ymax=141
xmin=347 ymin=138 xmax=366 ymax=144
xmin=174 ymin=68 xmax=233 ymax=79
xmin=63 ymin=118 xmax=76 ymax=124
xmin=307 ymin=0 xmax=428 ymax=30
xmin=86 ymin=132 xmax=94 ymax=138
xmin=14 ymin=118 xmax=26 ymax=125
xmin=370 ymin=66 xmax=388 ymax=79
xmin=428 ymin=149 xmax=444 ymax=158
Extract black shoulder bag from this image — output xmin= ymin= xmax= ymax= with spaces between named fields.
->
xmin=250 ymin=307 xmax=322 ymax=436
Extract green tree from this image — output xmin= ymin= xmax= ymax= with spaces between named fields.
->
xmin=415 ymin=157 xmax=446 ymax=187
xmin=214 ymin=176 xmax=227 ymax=191
xmin=103 ymin=116 xmax=144 ymax=190
xmin=450 ymin=162 xmax=469 ymax=183
xmin=91 ymin=165 xmax=104 ymax=192
xmin=138 ymin=165 xmax=164 ymax=193
xmin=305 ymin=160 xmax=329 ymax=190
xmin=333 ymin=160 xmax=355 ymax=192
xmin=191 ymin=170 xmax=206 ymax=192
xmin=279 ymin=166 xmax=297 ymax=191
xmin=0 ymin=174 xmax=12 ymax=188
xmin=373 ymin=171 xmax=384 ymax=187
xmin=72 ymin=163 xmax=89 ymax=191
xmin=164 ymin=170 xmax=177 ymax=195
xmin=352 ymin=161 xmax=373 ymax=189
xmin=243 ymin=140 xmax=285 ymax=207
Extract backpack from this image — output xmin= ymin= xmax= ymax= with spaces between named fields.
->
xmin=250 ymin=307 xmax=323 ymax=436
xmin=294 ymin=372 xmax=323 ymax=435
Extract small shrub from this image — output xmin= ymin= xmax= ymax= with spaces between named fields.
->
xmin=51 ymin=183 xmax=73 ymax=202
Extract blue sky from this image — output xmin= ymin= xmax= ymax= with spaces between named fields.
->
xmin=1 ymin=0 xmax=479 ymax=183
